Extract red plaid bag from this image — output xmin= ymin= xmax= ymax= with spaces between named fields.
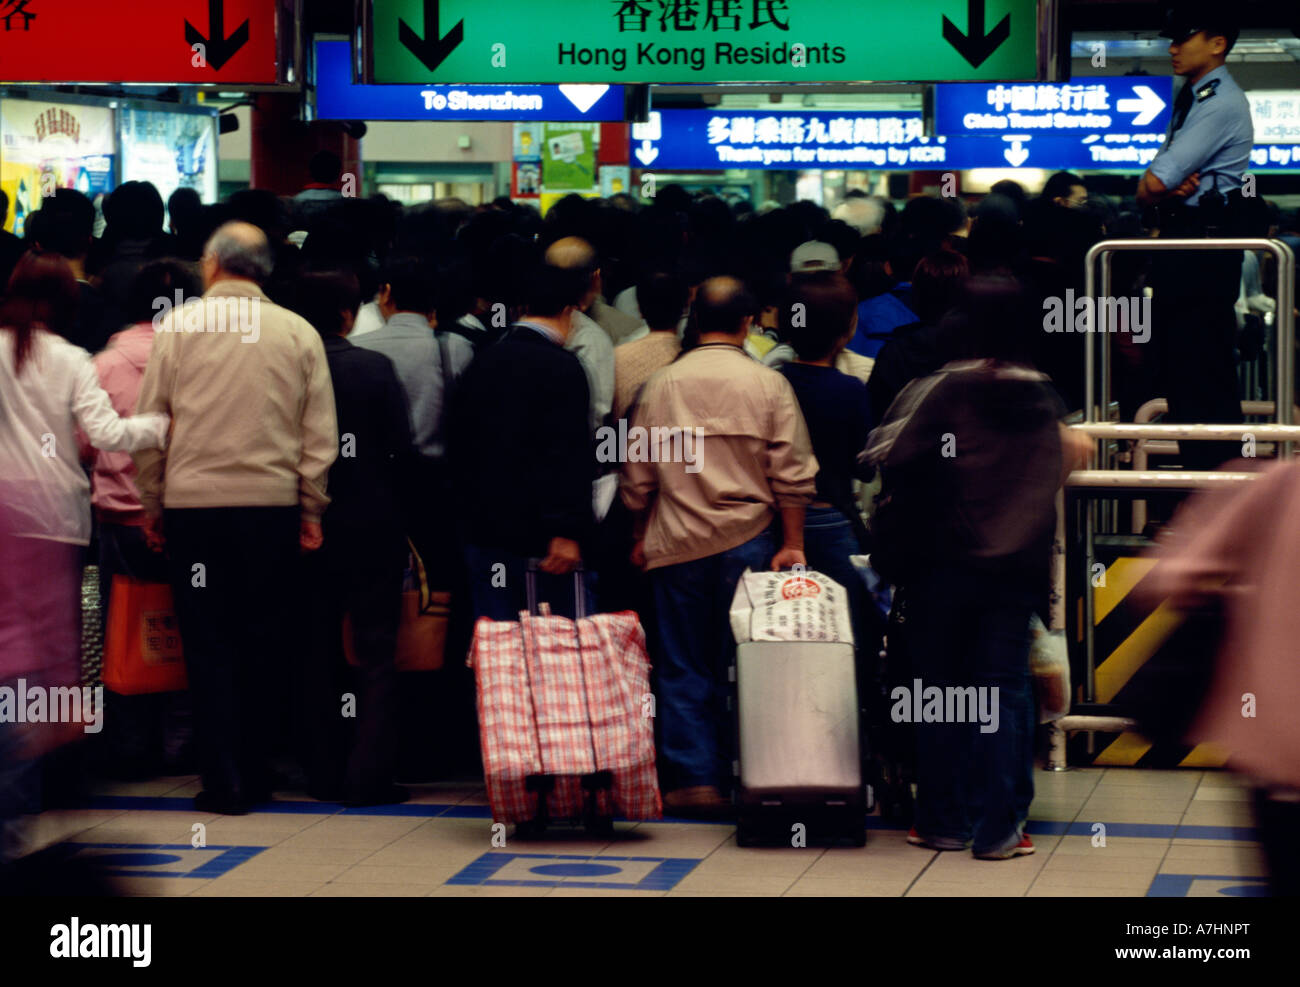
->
xmin=576 ymin=614 xmax=663 ymax=820
xmin=469 ymin=589 xmax=662 ymax=826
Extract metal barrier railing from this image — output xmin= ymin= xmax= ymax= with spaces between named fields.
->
xmin=1049 ymin=426 xmax=1300 ymax=770
xmin=1068 ymin=238 xmax=1298 ymax=721
xmin=1073 ymin=423 xmax=1300 ymax=441
xmin=1063 ymin=422 xmax=1300 ymax=709
xmin=1126 ymin=401 xmax=1300 ymax=531
xmin=1083 ymin=238 xmax=1297 ymax=444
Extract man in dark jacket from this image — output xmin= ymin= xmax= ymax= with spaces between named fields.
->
xmin=289 ymin=269 xmax=416 ymax=806
xmin=868 ymin=249 xmax=970 ymax=423
xmin=449 ymin=261 xmax=595 ymax=621
xmin=865 ymin=276 xmax=1089 ymax=861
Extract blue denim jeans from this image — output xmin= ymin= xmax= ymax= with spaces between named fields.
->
xmin=803 ymin=506 xmax=875 ymax=657
xmin=650 ymin=528 xmax=775 ymax=791
xmin=901 ymin=560 xmax=1038 ymax=855
xmin=463 ymin=545 xmax=595 ymax=623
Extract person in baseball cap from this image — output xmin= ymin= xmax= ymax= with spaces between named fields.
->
xmin=1158 ymin=1 xmax=1239 ymax=51
xmin=789 ymin=241 xmax=840 ymax=274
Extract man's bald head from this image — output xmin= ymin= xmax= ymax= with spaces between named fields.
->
xmin=202 ymin=221 xmax=274 ymax=287
xmin=544 ymin=236 xmax=598 ymax=310
xmin=692 ymin=276 xmax=756 ymax=339
xmin=545 ymin=236 xmax=596 ymax=271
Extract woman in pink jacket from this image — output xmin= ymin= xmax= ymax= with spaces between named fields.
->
xmin=86 ymin=260 xmax=201 ymax=778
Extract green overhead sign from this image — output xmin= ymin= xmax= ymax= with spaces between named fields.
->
xmin=361 ymin=0 xmax=1045 ymax=85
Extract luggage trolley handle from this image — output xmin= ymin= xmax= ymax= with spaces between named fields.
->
xmin=524 ymin=559 xmax=587 ymax=620
xmin=519 ymin=561 xmax=613 ymax=833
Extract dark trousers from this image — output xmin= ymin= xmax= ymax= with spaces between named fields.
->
xmin=0 ymin=534 xmax=82 ymax=860
xmin=299 ymin=524 xmax=405 ymax=799
xmin=804 ymin=506 xmax=881 ymax=661
xmin=1255 ymin=789 xmax=1300 ymax=897
xmin=98 ymin=521 xmax=191 ymax=776
xmin=903 ymin=560 xmax=1038 ymax=855
xmin=164 ymin=506 xmax=298 ymax=800
xmin=1149 ymin=244 xmax=1243 ymax=469
xmin=409 ymin=457 xmax=454 ymax=582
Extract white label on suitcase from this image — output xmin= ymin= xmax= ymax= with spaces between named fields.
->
xmin=729 ymin=569 xmax=854 ymax=645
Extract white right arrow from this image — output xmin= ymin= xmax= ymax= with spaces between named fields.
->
xmin=634 ymin=139 xmax=659 ymax=166
xmin=1117 ymin=85 xmax=1166 ymax=128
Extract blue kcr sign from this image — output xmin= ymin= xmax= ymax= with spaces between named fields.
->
xmin=940 ymin=135 xmax=1290 ymax=171
xmin=935 ymin=79 xmax=1174 ymax=137
xmin=940 ymin=133 xmax=1169 ymax=170
xmin=628 ymin=109 xmax=1297 ymax=171
xmin=312 ymin=40 xmax=625 ymax=122
xmin=630 ymin=110 xmax=937 ymax=170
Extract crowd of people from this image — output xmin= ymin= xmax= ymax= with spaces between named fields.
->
xmin=1 ymin=161 xmax=1295 ymax=864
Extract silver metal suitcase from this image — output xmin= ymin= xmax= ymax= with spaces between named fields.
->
xmin=733 ymin=641 xmax=867 ymax=846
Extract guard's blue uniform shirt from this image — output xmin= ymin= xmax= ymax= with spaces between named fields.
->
xmin=1149 ymin=64 xmax=1253 ymax=207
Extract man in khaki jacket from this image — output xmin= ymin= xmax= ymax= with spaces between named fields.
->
xmin=622 ymin=276 xmax=817 ymax=817
xmin=134 ymin=221 xmax=338 ymax=814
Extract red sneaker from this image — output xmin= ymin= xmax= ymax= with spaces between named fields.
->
xmin=974 ymin=834 xmax=1035 ymax=860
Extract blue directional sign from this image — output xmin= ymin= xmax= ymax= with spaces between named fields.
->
xmin=312 ymin=40 xmax=625 ymax=122
xmin=939 ymin=132 xmax=1165 ymax=169
xmin=1249 ymin=143 xmax=1300 ymax=170
xmin=627 ymin=108 xmax=1299 ymax=172
xmin=940 ymin=135 xmax=1292 ymax=171
xmin=935 ymin=79 xmax=1173 ymax=137
xmin=942 ymin=134 xmax=1297 ymax=170
xmin=630 ymin=110 xmax=940 ymax=170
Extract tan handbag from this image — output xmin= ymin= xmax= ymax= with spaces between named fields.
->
xmin=344 ymin=541 xmax=449 ymax=672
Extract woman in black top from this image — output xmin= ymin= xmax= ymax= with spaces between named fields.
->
xmin=777 ymin=272 xmax=879 ymax=658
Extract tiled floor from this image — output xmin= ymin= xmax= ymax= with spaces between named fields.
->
xmin=15 ymin=768 xmax=1270 ymax=897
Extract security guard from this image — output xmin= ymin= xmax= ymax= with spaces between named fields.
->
xmin=1137 ymin=2 xmax=1256 ymax=469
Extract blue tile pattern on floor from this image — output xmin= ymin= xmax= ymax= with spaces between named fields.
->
xmin=1061 ymin=821 xmax=1261 ymax=842
xmin=73 ymin=795 xmax=1262 ymax=843
xmin=57 ymin=843 xmax=266 ymax=879
xmin=447 ymin=852 xmax=701 ymax=890
xmin=1147 ymin=874 xmax=1270 ymax=897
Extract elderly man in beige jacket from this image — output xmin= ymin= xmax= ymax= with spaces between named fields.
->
xmin=134 ymin=221 xmax=338 ymax=815
xmin=622 ymin=276 xmax=817 ymax=817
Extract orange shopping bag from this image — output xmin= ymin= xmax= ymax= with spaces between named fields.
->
xmin=103 ymin=575 xmax=188 ymax=694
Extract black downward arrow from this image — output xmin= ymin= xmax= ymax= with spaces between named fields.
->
xmin=399 ymin=0 xmax=465 ymax=73
xmin=943 ymin=0 xmax=1011 ymax=69
xmin=185 ymin=0 xmax=251 ymax=72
